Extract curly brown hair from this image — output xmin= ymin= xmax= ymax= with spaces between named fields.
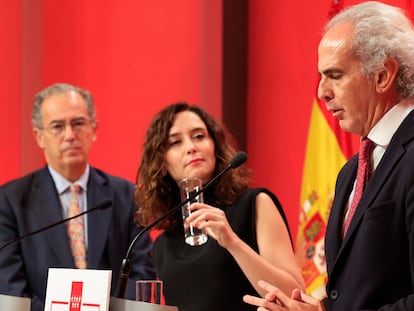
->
xmin=135 ymin=102 xmax=251 ymax=229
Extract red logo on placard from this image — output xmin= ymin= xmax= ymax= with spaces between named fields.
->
xmin=50 ymin=281 xmax=101 ymax=310
xmin=69 ymin=282 xmax=83 ymax=311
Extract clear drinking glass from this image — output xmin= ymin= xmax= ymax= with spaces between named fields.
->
xmin=136 ymin=280 xmax=163 ymax=304
xmin=178 ymin=177 xmax=208 ymax=246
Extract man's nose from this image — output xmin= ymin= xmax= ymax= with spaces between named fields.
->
xmin=317 ymin=78 xmax=333 ymax=102
xmin=62 ymin=123 xmax=76 ymax=138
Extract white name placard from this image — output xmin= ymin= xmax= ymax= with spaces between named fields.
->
xmin=44 ymin=268 xmax=112 ymax=311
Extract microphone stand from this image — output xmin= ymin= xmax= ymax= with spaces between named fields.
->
xmin=0 ymin=199 xmax=112 ymax=252
xmin=113 ymin=151 xmax=247 ymax=298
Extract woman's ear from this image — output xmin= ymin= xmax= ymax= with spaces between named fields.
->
xmin=375 ymin=57 xmax=398 ymax=93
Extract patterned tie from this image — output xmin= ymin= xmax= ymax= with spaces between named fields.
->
xmin=343 ymin=138 xmax=374 ymax=238
xmin=67 ymin=184 xmax=87 ymax=269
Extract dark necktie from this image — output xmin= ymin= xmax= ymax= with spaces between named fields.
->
xmin=343 ymin=138 xmax=374 ymax=238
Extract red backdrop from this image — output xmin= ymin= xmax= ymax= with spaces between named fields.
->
xmin=0 ymin=0 xmax=409 ymax=238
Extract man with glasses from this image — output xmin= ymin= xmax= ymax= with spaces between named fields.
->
xmin=0 ymin=83 xmax=155 ymax=311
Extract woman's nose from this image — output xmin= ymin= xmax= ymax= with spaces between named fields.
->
xmin=185 ymin=139 xmax=197 ymax=153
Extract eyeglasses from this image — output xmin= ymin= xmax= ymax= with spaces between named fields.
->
xmin=42 ymin=118 xmax=93 ymax=137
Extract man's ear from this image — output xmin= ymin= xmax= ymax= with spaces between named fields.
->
xmin=92 ymin=120 xmax=99 ymax=141
xmin=33 ymin=127 xmax=45 ymax=149
xmin=375 ymin=57 xmax=398 ymax=93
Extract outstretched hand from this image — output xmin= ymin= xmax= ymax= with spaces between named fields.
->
xmin=243 ymin=280 xmax=325 ymax=311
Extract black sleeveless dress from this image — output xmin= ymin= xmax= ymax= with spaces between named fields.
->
xmin=153 ymin=188 xmax=290 ymax=311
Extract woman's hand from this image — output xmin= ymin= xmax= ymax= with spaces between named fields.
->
xmin=185 ymin=202 xmax=239 ymax=248
xmin=187 ymin=193 xmax=305 ymax=298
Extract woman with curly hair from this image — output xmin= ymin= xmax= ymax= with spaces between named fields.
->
xmin=135 ymin=102 xmax=304 ymax=311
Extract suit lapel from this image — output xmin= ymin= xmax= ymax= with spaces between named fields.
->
xmin=86 ymin=168 xmax=112 ymax=267
xmin=32 ymin=168 xmax=74 ymax=266
xmin=328 ymin=110 xmax=414 ymax=275
xmin=325 ymin=157 xmax=357 ymax=271
xmin=341 ymin=142 xmax=405 ymax=245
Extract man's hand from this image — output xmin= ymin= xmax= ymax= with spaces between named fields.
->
xmin=243 ymin=280 xmax=325 ymax=311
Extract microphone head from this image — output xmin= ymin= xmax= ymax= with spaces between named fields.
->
xmin=229 ymin=151 xmax=247 ymax=169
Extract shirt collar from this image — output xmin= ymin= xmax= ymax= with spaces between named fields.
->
xmin=48 ymin=165 xmax=90 ymax=194
xmin=367 ymin=99 xmax=414 ymax=147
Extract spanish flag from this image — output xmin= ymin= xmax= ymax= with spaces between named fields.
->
xmin=295 ymin=0 xmax=357 ymax=299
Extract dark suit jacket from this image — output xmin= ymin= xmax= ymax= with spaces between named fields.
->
xmin=323 ymin=110 xmax=414 ymax=311
xmin=0 ymin=166 xmax=155 ymax=311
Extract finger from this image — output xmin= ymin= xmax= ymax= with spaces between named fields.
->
xmin=243 ymin=294 xmax=266 ymax=307
xmin=185 ymin=210 xmax=210 ymax=225
xmin=258 ymin=281 xmax=290 ymax=307
xmin=299 ymin=291 xmax=320 ymax=306
xmin=186 ymin=208 xmax=223 ymax=225
xmin=186 ymin=206 xmax=206 ymax=223
xmin=187 ymin=202 xmax=207 ymax=211
xmin=244 ymin=295 xmax=284 ymax=311
xmin=291 ymin=288 xmax=302 ymax=301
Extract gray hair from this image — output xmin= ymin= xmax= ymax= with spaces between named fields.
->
xmin=32 ymin=82 xmax=96 ymax=129
xmin=325 ymin=1 xmax=414 ymax=99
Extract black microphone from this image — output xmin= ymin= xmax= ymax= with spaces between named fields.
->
xmin=0 ymin=199 xmax=113 ymax=252
xmin=113 ymin=151 xmax=248 ymax=298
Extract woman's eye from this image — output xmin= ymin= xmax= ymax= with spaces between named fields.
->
xmin=193 ymin=133 xmax=205 ymax=140
xmin=169 ymin=140 xmax=180 ymax=146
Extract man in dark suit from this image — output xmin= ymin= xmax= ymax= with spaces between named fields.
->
xmin=0 ymin=83 xmax=155 ymax=311
xmin=243 ymin=2 xmax=414 ymax=311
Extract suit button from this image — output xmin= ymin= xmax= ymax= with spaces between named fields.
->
xmin=329 ymin=290 xmax=339 ymax=300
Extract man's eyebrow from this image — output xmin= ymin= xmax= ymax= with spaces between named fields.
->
xmin=319 ymin=68 xmax=343 ymax=75
xmin=47 ymin=117 xmax=87 ymax=124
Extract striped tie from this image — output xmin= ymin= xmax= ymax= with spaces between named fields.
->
xmin=67 ymin=184 xmax=87 ymax=269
